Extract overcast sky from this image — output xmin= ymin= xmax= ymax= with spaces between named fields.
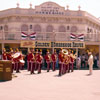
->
xmin=0 ymin=0 xmax=100 ymax=18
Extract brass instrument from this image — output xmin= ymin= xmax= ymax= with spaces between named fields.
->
xmin=62 ymin=49 xmax=68 ymax=55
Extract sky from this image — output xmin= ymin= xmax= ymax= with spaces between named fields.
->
xmin=0 ymin=0 xmax=100 ymax=18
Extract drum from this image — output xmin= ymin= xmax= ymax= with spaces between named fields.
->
xmin=19 ymin=60 xmax=25 ymax=64
xmin=12 ymin=52 xmax=21 ymax=61
xmin=19 ymin=60 xmax=25 ymax=66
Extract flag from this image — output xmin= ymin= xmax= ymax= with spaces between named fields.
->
xmin=29 ymin=32 xmax=36 ymax=40
xmin=21 ymin=32 xmax=28 ymax=40
xmin=78 ymin=34 xmax=84 ymax=41
xmin=70 ymin=33 xmax=77 ymax=40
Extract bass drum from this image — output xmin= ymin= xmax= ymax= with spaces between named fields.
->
xmin=12 ymin=52 xmax=21 ymax=61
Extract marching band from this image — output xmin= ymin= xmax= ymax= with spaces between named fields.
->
xmin=2 ymin=48 xmax=76 ymax=76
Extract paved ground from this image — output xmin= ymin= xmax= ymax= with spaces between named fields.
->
xmin=0 ymin=69 xmax=100 ymax=100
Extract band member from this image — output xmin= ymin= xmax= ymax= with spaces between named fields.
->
xmin=37 ymin=49 xmax=43 ymax=74
xmin=27 ymin=49 xmax=32 ymax=71
xmin=64 ymin=53 xmax=70 ymax=73
xmin=30 ymin=48 xmax=35 ymax=74
xmin=7 ymin=48 xmax=15 ymax=73
xmin=51 ymin=49 xmax=57 ymax=71
xmin=2 ymin=48 xmax=7 ymax=60
xmin=69 ymin=50 xmax=75 ymax=72
xmin=7 ymin=48 xmax=13 ymax=60
xmin=15 ymin=48 xmax=20 ymax=73
xmin=45 ymin=49 xmax=51 ymax=72
xmin=19 ymin=51 xmax=25 ymax=70
xmin=35 ymin=49 xmax=39 ymax=70
xmin=58 ymin=48 xmax=64 ymax=76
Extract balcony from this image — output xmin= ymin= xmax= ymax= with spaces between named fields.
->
xmin=0 ymin=32 xmax=100 ymax=42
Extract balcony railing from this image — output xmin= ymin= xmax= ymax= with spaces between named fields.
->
xmin=0 ymin=32 xmax=100 ymax=42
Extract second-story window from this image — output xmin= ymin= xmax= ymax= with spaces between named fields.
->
xmin=87 ymin=28 xmax=90 ymax=33
xmin=30 ymin=25 xmax=32 ymax=29
xmin=0 ymin=26 xmax=3 ymax=30
xmin=67 ymin=26 xmax=70 ymax=30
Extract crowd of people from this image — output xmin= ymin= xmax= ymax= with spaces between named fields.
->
xmin=1 ymin=47 xmax=99 ymax=76
xmin=77 ymin=53 xmax=99 ymax=69
xmin=1 ymin=48 xmax=77 ymax=76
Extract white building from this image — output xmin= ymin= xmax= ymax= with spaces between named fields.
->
xmin=0 ymin=1 xmax=100 ymax=61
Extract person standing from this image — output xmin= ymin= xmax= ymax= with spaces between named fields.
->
xmin=51 ymin=49 xmax=57 ymax=71
xmin=35 ymin=49 xmax=39 ymax=70
xmin=45 ymin=49 xmax=51 ymax=72
xmin=30 ymin=48 xmax=35 ymax=74
xmin=15 ymin=48 xmax=20 ymax=73
xmin=2 ymin=48 xmax=7 ymax=60
xmin=77 ymin=56 xmax=81 ymax=70
xmin=58 ymin=48 xmax=64 ymax=76
xmin=37 ymin=49 xmax=43 ymax=74
xmin=69 ymin=51 xmax=74 ymax=72
xmin=88 ymin=52 xmax=94 ymax=75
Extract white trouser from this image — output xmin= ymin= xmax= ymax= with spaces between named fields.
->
xmin=89 ymin=64 xmax=93 ymax=74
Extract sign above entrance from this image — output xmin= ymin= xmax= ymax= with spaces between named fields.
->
xmin=51 ymin=41 xmax=85 ymax=48
xmin=21 ymin=41 xmax=85 ymax=48
xmin=21 ymin=41 xmax=35 ymax=48
xmin=35 ymin=41 xmax=51 ymax=48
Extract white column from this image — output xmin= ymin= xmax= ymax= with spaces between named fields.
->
xmin=2 ymin=43 xmax=4 ymax=54
xmin=99 ymin=45 xmax=100 ymax=68
xmin=76 ymin=48 xmax=78 ymax=68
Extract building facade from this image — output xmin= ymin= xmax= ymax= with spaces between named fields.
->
xmin=0 ymin=1 xmax=100 ymax=62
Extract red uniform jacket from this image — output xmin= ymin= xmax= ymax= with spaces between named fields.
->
xmin=37 ymin=54 xmax=43 ymax=63
xmin=70 ymin=56 xmax=74 ymax=63
xmin=7 ymin=53 xmax=12 ymax=60
xmin=58 ymin=53 xmax=63 ymax=63
xmin=27 ymin=53 xmax=34 ymax=61
xmin=45 ymin=54 xmax=51 ymax=62
xmin=51 ymin=54 xmax=57 ymax=62
xmin=2 ymin=52 xmax=7 ymax=60
xmin=35 ymin=53 xmax=39 ymax=62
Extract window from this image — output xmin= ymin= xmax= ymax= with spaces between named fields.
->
xmin=46 ymin=25 xmax=53 ymax=32
xmin=71 ymin=26 xmax=77 ymax=32
xmin=59 ymin=26 xmax=66 ymax=32
xmin=67 ymin=26 xmax=70 ymax=30
xmin=4 ymin=25 xmax=8 ymax=31
xmin=34 ymin=25 xmax=41 ymax=32
xmin=21 ymin=24 xmax=28 ymax=31
xmin=0 ymin=26 xmax=3 ymax=30
xmin=87 ymin=28 xmax=90 ymax=33
xmin=30 ymin=25 xmax=32 ymax=29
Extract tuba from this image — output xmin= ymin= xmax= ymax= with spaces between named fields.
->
xmin=62 ymin=49 xmax=68 ymax=55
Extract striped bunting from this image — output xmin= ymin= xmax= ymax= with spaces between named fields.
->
xmin=29 ymin=32 xmax=36 ymax=40
xmin=70 ymin=33 xmax=77 ymax=40
xmin=77 ymin=34 xmax=84 ymax=41
xmin=21 ymin=32 xmax=28 ymax=40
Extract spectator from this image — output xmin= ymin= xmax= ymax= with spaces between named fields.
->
xmin=94 ymin=55 xmax=97 ymax=68
xmin=77 ymin=56 xmax=81 ymax=69
xmin=81 ymin=54 xmax=85 ymax=68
